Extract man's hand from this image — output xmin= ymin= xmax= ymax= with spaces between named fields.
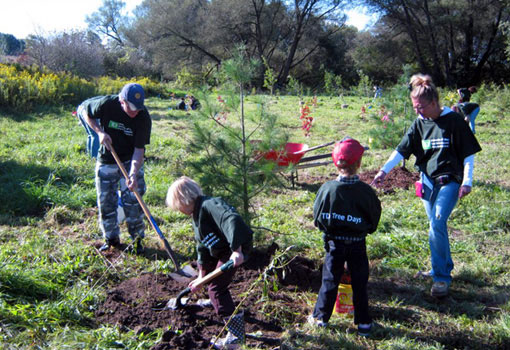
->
xmin=458 ymin=185 xmax=471 ymax=199
xmin=371 ymin=170 xmax=386 ymax=188
xmin=127 ymin=173 xmax=138 ymax=191
xmin=99 ymin=131 xmax=112 ymax=151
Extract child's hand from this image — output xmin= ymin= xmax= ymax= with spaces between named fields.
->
xmin=188 ymin=278 xmax=204 ymax=293
xmin=230 ymin=248 xmax=244 ymax=267
xmin=188 ymin=267 xmax=204 ymax=293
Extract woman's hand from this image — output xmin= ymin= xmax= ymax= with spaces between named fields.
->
xmin=371 ymin=170 xmax=387 ymax=188
xmin=458 ymin=185 xmax=471 ymax=199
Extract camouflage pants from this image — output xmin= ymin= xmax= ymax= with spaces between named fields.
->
xmin=95 ymin=161 xmax=146 ymax=241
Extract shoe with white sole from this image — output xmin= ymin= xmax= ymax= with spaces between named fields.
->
xmin=431 ymin=281 xmax=449 ymax=297
xmin=358 ymin=322 xmax=373 ymax=337
xmin=307 ymin=314 xmax=328 ymax=328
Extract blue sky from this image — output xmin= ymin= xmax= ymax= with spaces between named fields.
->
xmin=0 ymin=0 xmax=374 ymax=39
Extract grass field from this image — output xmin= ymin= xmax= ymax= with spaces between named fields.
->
xmin=0 ymin=89 xmax=509 ymax=349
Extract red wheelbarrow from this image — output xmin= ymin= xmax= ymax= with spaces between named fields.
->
xmin=260 ymin=141 xmax=335 ymax=187
xmin=262 ymin=141 xmax=335 ymax=167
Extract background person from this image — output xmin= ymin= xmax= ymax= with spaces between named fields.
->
xmin=452 ymin=86 xmax=480 ymax=133
xmin=166 ymin=176 xmax=253 ymax=349
xmin=371 ymin=74 xmax=481 ymax=297
xmin=177 ymin=97 xmax=186 ymax=110
xmin=309 ymin=138 xmax=381 ymax=337
xmin=79 ymin=83 xmax=152 ymax=254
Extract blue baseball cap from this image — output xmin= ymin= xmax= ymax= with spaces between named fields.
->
xmin=120 ymin=83 xmax=145 ymax=110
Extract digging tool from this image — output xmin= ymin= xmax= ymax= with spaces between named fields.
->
xmin=167 ymin=259 xmax=235 ymax=310
xmin=109 ymin=145 xmax=194 ymax=277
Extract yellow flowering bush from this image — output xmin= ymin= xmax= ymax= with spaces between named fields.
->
xmin=0 ymin=63 xmax=167 ymax=111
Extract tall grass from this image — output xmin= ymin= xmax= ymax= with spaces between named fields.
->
xmin=0 ymin=83 xmax=509 ymax=349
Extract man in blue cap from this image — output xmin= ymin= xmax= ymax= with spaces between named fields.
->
xmin=78 ymin=83 xmax=152 ymax=253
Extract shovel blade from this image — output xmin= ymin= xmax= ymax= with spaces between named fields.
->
xmin=166 ymin=297 xmax=189 ymax=310
xmin=169 ymin=264 xmax=198 ymax=283
xmin=169 ymin=272 xmax=191 ymax=283
xmin=181 ymin=265 xmax=199 ymax=277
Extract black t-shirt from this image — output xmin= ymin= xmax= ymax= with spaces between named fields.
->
xmin=313 ymin=180 xmax=381 ymax=238
xmin=192 ymin=196 xmax=253 ymax=267
xmin=457 ymin=102 xmax=479 ymax=117
xmin=81 ymin=95 xmax=151 ymax=163
xmin=397 ymin=110 xmax=482 ymax=180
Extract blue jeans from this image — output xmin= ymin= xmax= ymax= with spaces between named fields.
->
xmin=468 ymin=107 xmax=480 ymax=134
xmin=421 ymin=181 xmax=460 ymax=284
xmin=313 ymin=239 xmax=371 ymax=324
xmin=77 ymin=104 xmax=100 ymax=158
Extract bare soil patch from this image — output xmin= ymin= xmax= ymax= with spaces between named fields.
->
xmin=95 ymin=245 xmax=319 ymax=349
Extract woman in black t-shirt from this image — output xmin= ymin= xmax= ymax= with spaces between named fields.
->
xmin=372 ymin=74 xmax=481 ymax=298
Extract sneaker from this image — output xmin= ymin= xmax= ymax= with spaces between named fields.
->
xmin=211 ymin=332 xmax=240 ymax=350
xmin=134 ymin=236 xmax=144 ymax=255
xmin=307 ymin=314 xmax=328 ymax=328
xmin=358 ymin=323 xmax=373 ymax=337
xmin=430 ymin=281 xmax=449 ymax=297
xmin=414 ymin=270 xmax=433 ymax=279
xmin=99 ymin=237 xmax=120 ymax=252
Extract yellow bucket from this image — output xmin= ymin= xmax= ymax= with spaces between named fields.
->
xmin=334 ymin=283 xmax=354 ymax=316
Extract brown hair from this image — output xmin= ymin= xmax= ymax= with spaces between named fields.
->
xmin=336 ymin=159 xmax=361 ymax=176
xmin=409 ymin=74 xmax=439 ymax=103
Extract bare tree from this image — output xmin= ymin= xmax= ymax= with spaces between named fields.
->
xmin=277 ymin=0 xmax=345 ymax=85
xmin=86 ymin=0 xmax=127 ymax=47
xmin=25 ymin=31 xmax=105 ymax=78
xmin=130 ymin=0 xmax=348 ymax=86
xmin=358 ymin=0 xmax=510 ymax=86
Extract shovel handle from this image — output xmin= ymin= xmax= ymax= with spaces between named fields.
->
xmin=174 ymin=260 xmax=234 ymax=309
xmin=193 ymin=259 xmax=234 ymax=288
xmin=108 ymin=145 xmax=181 ymax=270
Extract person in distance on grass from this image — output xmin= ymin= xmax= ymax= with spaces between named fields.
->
xmin=78 ymin=83 xmax=152 ymax=254
xmin=452 ymin=86 xmax=480 ymax=134
xmin=309 ymin=138 xmax=381 ymax=337
xmin=166 ymin=176 xmax=253 ymax=349
xmin=371 ymin=74 xmax=481 ymax=297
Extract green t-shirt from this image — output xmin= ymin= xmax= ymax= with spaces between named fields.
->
xmin=192 ymin=196 xmax=253 ymax=267
xmin=397 ymin=111 xmax=482 ymax=180
xmin=81 ymin=95 xmax=151 ymax=164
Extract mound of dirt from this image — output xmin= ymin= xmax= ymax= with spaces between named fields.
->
xmin=295 ymin=166 xmax=418 ymax=195
xmin=359 ymin=166 xmax=419 ymax=194
xmin=95 ymin=245 xmax=319 ymax=349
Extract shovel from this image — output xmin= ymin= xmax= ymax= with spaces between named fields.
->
xmin=167 ymin=259 xmax=235 ymax=310
xmin=109 ymin=145 xmax=196 ymax=279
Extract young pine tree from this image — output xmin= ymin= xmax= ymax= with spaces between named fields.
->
xmin=189 ymin=47 xmax=286 ymax=223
